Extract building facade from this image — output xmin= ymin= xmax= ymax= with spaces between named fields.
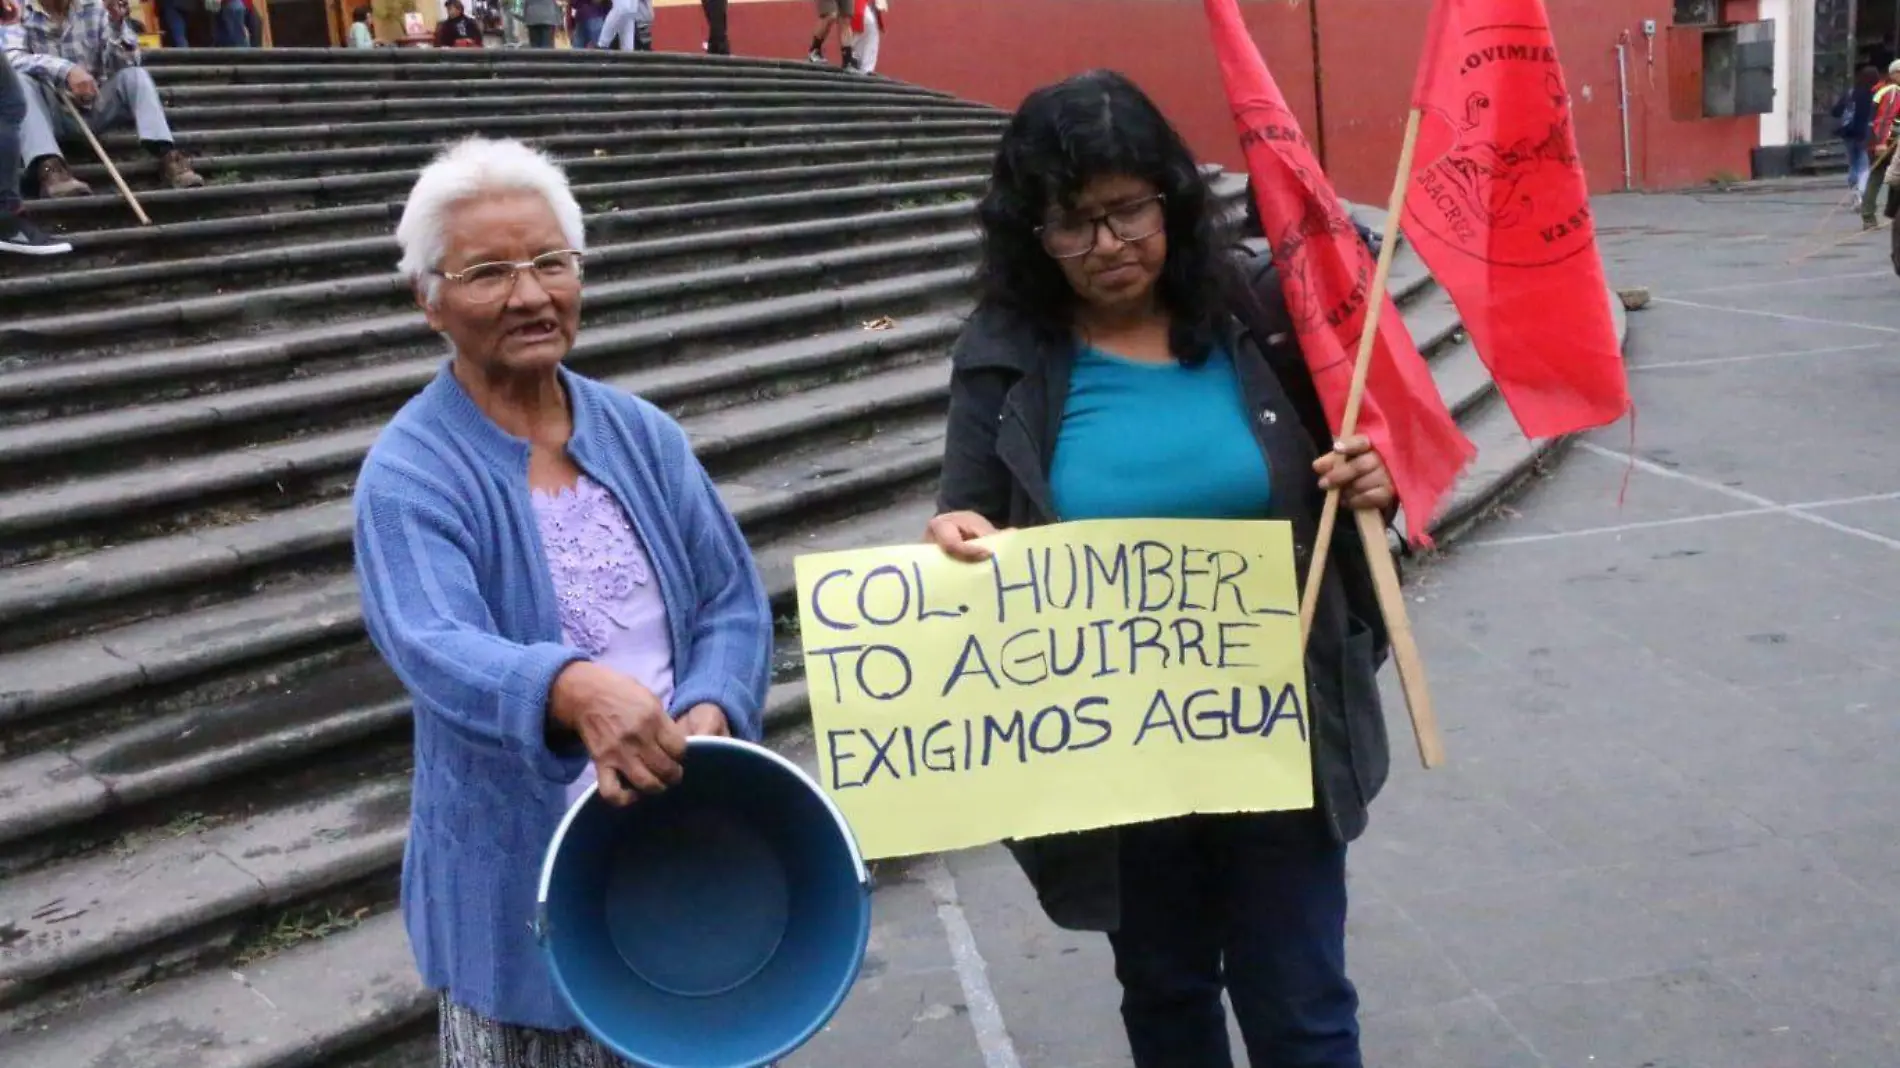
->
xmin=652 ymin=0 xmax=1843 ymax=199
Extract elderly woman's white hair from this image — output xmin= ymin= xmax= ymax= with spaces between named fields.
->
xmin=396 ymin=137 xmax=587 ymax=304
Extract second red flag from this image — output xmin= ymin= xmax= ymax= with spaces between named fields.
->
xmin=1202 ymin=0 xmax=1475 ymax=544
xmin=1405 ymin=0 xmax=1630 ymax=439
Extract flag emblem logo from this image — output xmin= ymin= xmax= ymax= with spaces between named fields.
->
xmin=1406 ymin=22 xmax=1595 ymax=268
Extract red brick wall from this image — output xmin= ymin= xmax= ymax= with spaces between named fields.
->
xmin=654 ymin=0 xmax=1763 ymax=197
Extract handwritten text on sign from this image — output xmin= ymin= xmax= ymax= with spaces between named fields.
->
xmin=792 ymin=519 xmax=1313 ymax=860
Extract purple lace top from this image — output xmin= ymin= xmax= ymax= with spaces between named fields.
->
xmin=530 ymin=475 xmax=675 ymax=806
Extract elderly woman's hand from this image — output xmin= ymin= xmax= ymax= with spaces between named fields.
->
xmin=1313 ymin=435 xmax=1395 ymax=514
xmin=550 ymin=661 xmax=688 ymax=806
xmin=677 ymin=703 xmax=730 ymax=737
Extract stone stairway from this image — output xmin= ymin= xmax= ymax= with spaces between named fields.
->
xmin=0 ymin=47 xmax=1617 ymax=1068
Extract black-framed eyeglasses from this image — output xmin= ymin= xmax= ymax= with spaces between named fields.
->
xmin=1035 ymin=195 xmax=1167 ymax=260
xmin=435 ymin=249 xmax=585 ymax=305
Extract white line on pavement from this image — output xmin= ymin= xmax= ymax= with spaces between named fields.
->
xmin=1470 ymin=506 xmax=1780 ymax=546
xmin=1667 ymin=270 xmax=1889 ymax=296
xmin=1471 ymin=488 xmax=1900 ymax=547
xmin=1796 ymin=489 xmax=1900 ymax=511
xmin=923 ymin=856 xmax=1023 ymax=1068
xmin=1575 ymin=444 xmax=1900 ymax=551
xmin=1650 ymin=297 xmax=1900 ymax=335
xmin=1634 ymin=341 xmax=1887 ymax=371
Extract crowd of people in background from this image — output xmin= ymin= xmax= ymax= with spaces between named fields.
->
xmin=1836 ymin=59 xmax=1900 ymax=229
xmin=92 ymin=0 xmax=864 ymax=58
xmin=1 ymin=0 xmax=889 ymax=258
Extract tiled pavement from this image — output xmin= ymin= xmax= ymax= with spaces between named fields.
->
xmin=784 ymin=181 xmax=1900 ymax=1068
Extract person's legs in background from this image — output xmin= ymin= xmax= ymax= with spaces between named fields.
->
xmin=0 ymin=58 xmax=70 ymax=254
xmin=806 ymin=0 xmax=837 ymax=61
xmin=160 ymin=0 xmax=191 ymax=46
xmin=244 ymin=2 xmax=265 ymax=45
xmin=575 ymin=12 xmax=603 ymax=46
xmin=632 ymin=19 xmax=651 ymax=50
xmin=526 ymin=22 xmax=554 ymax=46
xmin=850 ymin=6 xmax=879 ymax=73
xmin=91 ymin=67 xmax=204 ymax=189
xmin=1215 ymin=811 xmax=1362 ymax=1068
xmin=1848 ymin=140 xmax=1871 ymax=197
xmin=213 ymin=0 xmax=249 ymax=45
xmin=1108 ymin=817 xmax=1233 ymax=1068
xmin=700 ymin=0 xmax=728 ymax=54
xmin=14 ymin=75 xmax=91 ymax=198
xmin=594 ymin=0 xmax=630 ymax=49
xmin=1862 ymin=147 xmax=1891 ymax=227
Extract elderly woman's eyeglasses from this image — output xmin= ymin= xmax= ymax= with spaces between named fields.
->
xmin=1035 ymin=195 xmax=1167 ymax=260
xmin=436 ymin=249 xmax=585 ymax=305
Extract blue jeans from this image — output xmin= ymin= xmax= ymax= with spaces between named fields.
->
xmin=160 ymin=0 xmax=191 ymax=46
xmin=214 ymin=1 xmax=249 ymax=45
xmin=575 ymin=13 xmax=603 ymax=46
xmin=0 ymin=57 xmax=22 ymax=214
xmin=1108 ymin=811 xmax=1361 ymax=1068
xmin=1848 ymin=140 xmax=1872 ymax=195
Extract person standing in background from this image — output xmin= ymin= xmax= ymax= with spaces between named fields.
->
xmin=1835 ymin=66 xmax=1879 ymax=197
xmin=347 ymin=5 xmax=373 ymax=46
xmin=436 ymin=0 xmax=483 ymax=46
xmin=700 ymin=0 xmax=726 ymax=54
xmin=241 ymin=0 xmax=262 ymax=46
xmin=155 ymin=0 xmax=187 ymax=45
xmin=1861 ymin=60 xmax=1900 ymax=228
xmin=567 ymin=0 xmax=602 ymax=48
xmin=844 ymin=0 xmax=881 ymax=74
xmin=804 ymin=0 xmax=844 ymax=67
xmin=595 ymin=0 xmax=648 ymax=51
xmin=210 ymin=0 xmax=247 ymax=45
xmin=520 ymin=0 xmax=559 ymax=47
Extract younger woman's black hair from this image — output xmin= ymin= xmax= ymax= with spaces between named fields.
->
xmin=973 ymin=69 xmax=1231 ymax=365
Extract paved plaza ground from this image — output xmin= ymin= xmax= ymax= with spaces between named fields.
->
xmin=780 ymin=180 xmax=1900 ymax=1068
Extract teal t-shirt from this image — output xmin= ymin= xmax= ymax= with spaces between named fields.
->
xmin=1050 ymin=344 xmax=1273 ymax=521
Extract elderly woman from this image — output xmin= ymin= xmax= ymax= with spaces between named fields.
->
xmin=353 ymin=136 xmax=773 ymax=1067
xmin=926 ymin=71 xmax=1393 ymax=1068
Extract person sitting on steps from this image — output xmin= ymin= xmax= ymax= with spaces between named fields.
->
xmin=0 ymin=0 xmax=68 ymax=253
xmin=3 ymin=0 xmax=202 ymax=199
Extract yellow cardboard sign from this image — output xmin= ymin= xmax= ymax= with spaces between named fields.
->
xmin=792 ymin=519 xmax=1313 ymax=860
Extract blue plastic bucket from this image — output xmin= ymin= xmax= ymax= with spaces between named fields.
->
xmin=537 ymin=737 xmax=871 ymax=1068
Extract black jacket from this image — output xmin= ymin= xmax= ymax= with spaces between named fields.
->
xmin=934 ymin=256 xmax=1393 ymax=932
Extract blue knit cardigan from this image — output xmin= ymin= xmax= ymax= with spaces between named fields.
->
xmin=352 ymin=362 xmax=773 ymax=1029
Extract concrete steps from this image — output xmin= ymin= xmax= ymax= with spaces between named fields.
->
xmin=0 ymin=47 xmax=1621 ymax=1068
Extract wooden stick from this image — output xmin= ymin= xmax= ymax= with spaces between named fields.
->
xmin=1355 ymin=506 xmax=1443 ymax=766
xmin=61 ymin=93 xmax=150 ymax=226
xmin=1295 ymin=106 xmax=1444 ymax=768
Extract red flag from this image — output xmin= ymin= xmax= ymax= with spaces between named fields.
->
xmin=1203 ymin=0 xmax=1474 ymax=544
xmin=1405 ymin=0 xmax=1629 ymax=438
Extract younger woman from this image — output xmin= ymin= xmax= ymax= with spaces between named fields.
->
xmin=926 ymin=70 xmax=1393 ymax=1068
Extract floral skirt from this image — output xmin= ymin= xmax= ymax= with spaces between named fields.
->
xmin=438 ymin=997 xmax=634 ymax=1068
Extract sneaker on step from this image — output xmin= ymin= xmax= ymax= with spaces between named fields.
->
xmin=0 ymin=213 xmax=71 ymax=256
xmin=35 ymin=158 xmax=91 ymax=199
xmin=807 ymin=48 xmax=823 ymax=62
xmin=159 ymin=150 xmax=204 ymax=190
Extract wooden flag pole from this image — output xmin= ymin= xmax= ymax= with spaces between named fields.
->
xmin=1296 ymin=107 xmax=1444 ymax=768
xmin=61 ymin=93 xmax=150 ymax=227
